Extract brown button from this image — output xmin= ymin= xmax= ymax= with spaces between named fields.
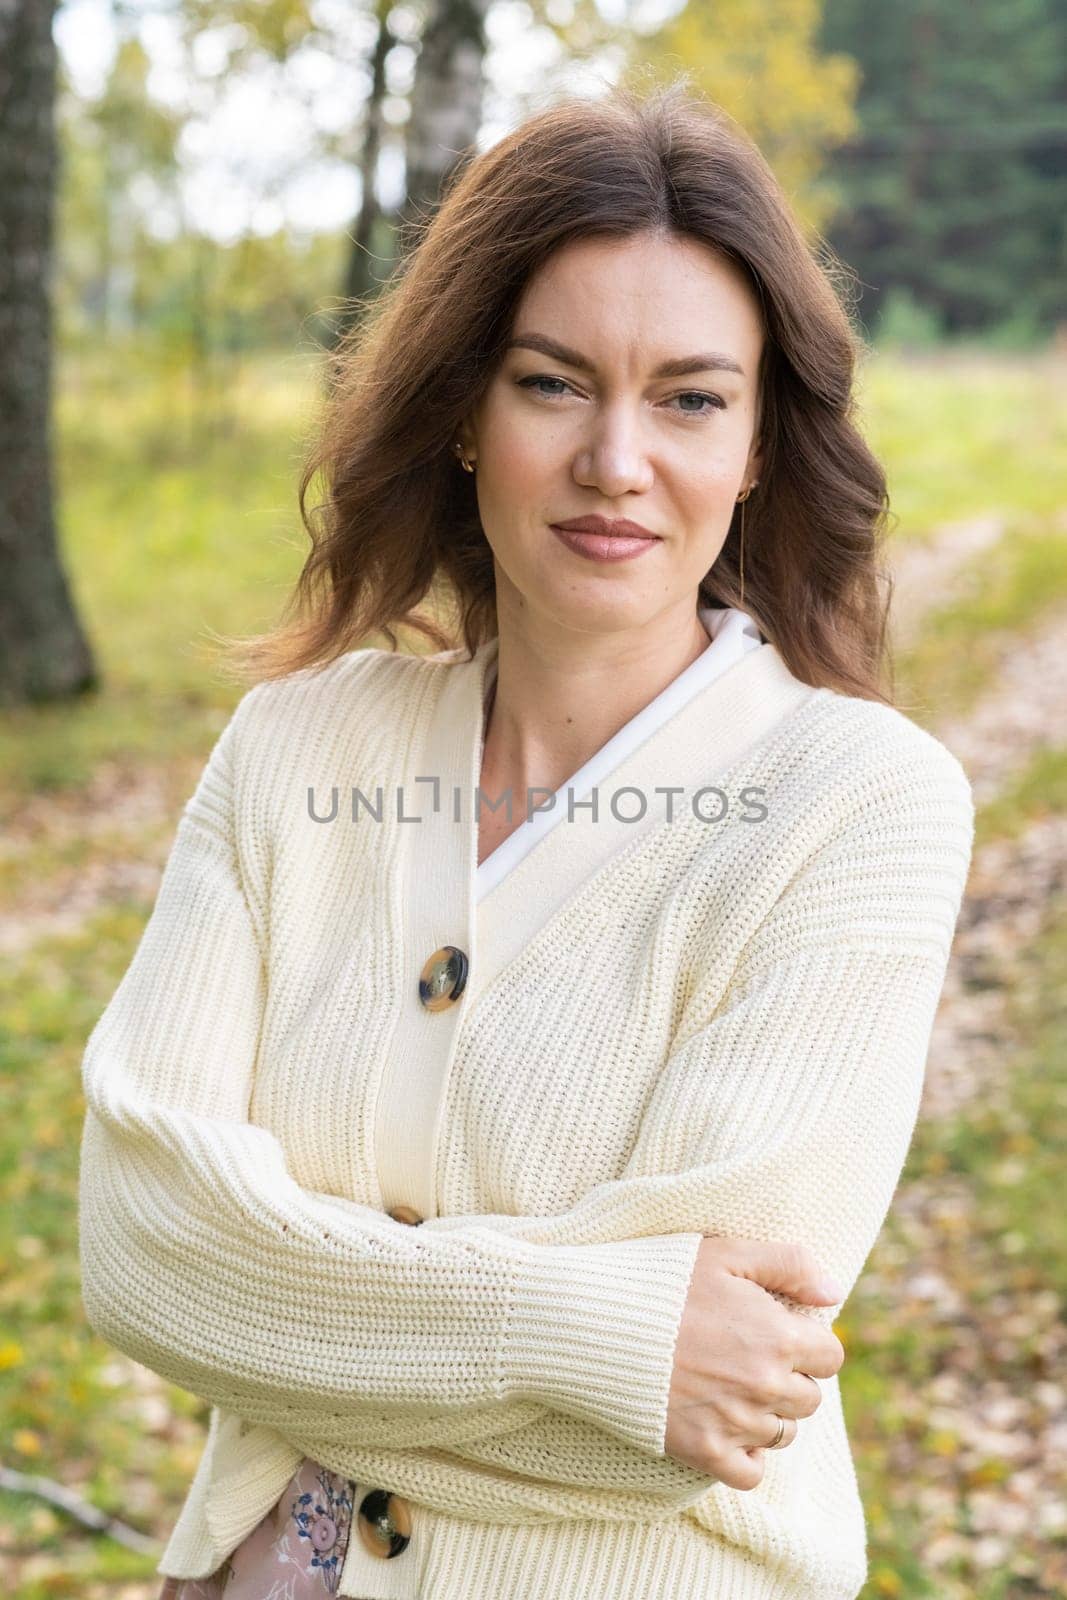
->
xmin=357 ymin=1488 xmax=411 ymax=1559
xmin=388 ymin=1205 xmax=424 ymax=1226
xmin=418 ymin=945 xmax=469 ymax=1011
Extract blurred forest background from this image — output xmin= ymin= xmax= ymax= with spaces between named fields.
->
xmin=1 ymin=0 xmax=1065 ymax=1595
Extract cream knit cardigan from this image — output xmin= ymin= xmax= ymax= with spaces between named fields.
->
xmin=77 ymin=632 xmax=974 ymax=1600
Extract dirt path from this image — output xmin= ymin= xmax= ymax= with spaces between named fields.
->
xmin=931 ymin=601 xmax=1067 ymax=806
xmin=882 ymin=538 xmax=1067 ymax=1595
xmin=887 ymin=512 xmax=1006 ymax=651
xmin=916 ymin=597 xmax=1067 ymax=1125
xmin=0 ymin=756 xmax=203 ymax=958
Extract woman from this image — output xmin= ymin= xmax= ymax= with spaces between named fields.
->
xmin=78 ymin=81 xmax=974 ymax=1600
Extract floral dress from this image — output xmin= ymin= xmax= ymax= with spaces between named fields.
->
xmin=158 ymin=1456 xmax=367 ymax=1599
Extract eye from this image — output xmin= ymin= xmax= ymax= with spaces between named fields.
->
xmin=669 ymin=391 xmax=727 ymax=417
xmin=516 ymin=374 xmax=574 ymax=400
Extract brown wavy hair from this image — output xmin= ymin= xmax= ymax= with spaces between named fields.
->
xmin=214 ymin=76 xmax=896 ymax=704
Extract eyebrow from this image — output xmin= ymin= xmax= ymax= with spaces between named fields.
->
xmin=505 ymin=332 xmax=746 ymax=379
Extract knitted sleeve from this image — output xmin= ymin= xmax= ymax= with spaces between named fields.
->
xmin=77 ymin=691 xmax=705 ymax=1480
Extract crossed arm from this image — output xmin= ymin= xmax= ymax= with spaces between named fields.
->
xmin=78 ymin=693 xmax=973 ymax=1521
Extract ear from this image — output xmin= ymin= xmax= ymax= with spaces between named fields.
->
xmin=746 ymin=438 xmax=764 ymax=487
xmin=455 ymin=417 xmax=477 ymax=456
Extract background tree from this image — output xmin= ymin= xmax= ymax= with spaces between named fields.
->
xmin=818 ymin=0 xmax=1067 ymax=336
xmin=632 ymin=0 xmax=861 ymax=236
xmin=57 ymin=39 xmax=185 ymax=338
xmin=337 ymin=0 xmax=494 ymax=342
xmin=0 ymin=0 xmax=97 ymax=705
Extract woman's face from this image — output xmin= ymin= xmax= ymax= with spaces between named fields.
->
xmin=460 ymin=229 xmax=765 ymax=634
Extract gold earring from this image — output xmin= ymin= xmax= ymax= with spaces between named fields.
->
xmin=736 ymin=481 xmax=758 ymax=606
xmin=453 ymin=441 xmax=476 ymax=474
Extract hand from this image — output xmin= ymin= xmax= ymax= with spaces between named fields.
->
xmin=665 ymin=1237 xmax=845 ymax=1490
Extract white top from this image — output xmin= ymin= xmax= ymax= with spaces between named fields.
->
xmin=476 ymin=606 xmax=764 ymax=898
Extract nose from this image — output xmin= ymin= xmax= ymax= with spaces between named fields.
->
xmin=571 ymin=402 xmax=654 ymax=497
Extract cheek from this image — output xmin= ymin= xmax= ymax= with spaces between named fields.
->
xmin=490 ymin=428 xmax=543 ymax=480
xmin=489 ymin=400 xmax=556 ymax=464
xmin=480 ymin=408 xmax=561 ymax=500
xmin=671 ymin=438 xmax=744 ymax=505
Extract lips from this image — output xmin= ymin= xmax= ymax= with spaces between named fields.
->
xmin=549 ymin=523 xmax=661 ymax=564
xmin=552 ymin=516 xmax=660 ymax=540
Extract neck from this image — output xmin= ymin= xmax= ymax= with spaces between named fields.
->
xmin=480 ymin=601 xmax=711 ymax=796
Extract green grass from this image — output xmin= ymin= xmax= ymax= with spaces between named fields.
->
xmin=974 ymin=743 xmax=1067 ymax=853
xmin=893 ymin=520 xmax=1067 ymax=724
xmin=0 ymin=344 xmax=320 ymax=805
xmin=856 ymin=346 xmax=1067 ymax=541
xmin=0 ymin=906 xmax=210 ymax=1594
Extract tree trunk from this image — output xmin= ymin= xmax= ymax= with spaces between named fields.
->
xmin=335 ymin=0 xmax=491 ymax=347
xmin=337 ymin=0 xmax=394 ymax=332
xmin=399 ymin=0 xmax=491 ymax=234
xmin=0 ymin=0 xmax=97 ymax=705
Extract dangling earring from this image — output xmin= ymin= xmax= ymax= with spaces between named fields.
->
xmin=735 ymin=481 xmax=758 ymax=605
xmin=453 ymin=441 xmax=476 ymax=474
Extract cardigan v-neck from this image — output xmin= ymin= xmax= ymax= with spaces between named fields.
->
xmin=78 ymin=613 xmax=975 ymax=1600
xmin=375 ymin=619 xmax=805 ymax=1228
xmin=475 ymin=605 xmax=764 ymax=898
